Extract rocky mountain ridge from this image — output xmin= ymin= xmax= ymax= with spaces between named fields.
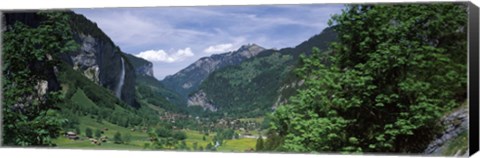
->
xmin=186 ymin=27 xmax=337 ymax=114
xmin=162 ymin=43 xmax=266 ymax=98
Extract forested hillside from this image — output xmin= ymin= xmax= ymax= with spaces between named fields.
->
xmin=188 ymin=27 xmax=337 ymax=117
xmin=265 ymin=3 xmax=468 ymax=154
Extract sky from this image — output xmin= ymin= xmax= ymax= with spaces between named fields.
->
xmin=74 ymin=4 xmax=344 ymax=80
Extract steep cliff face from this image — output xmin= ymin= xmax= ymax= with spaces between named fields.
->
xmin=162 ymin=44 xmax=266 ymax=98
xmin=125 ymin=53 xmax=154 ymax=77
xmin=4 ymin=12 xmax=138 ymax=108
xmin=65 ymin=12 xmax=138 ymax=107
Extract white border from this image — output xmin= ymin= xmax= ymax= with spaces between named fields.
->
xmin=0 ymin=1 xmax=478 ymax=158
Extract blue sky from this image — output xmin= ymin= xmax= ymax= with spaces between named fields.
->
xmin=74 ymin=4 xmax=344 ymax=80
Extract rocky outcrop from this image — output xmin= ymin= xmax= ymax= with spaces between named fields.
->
xmin=65 ymin=19 xmax=137 ymax=107
xmin=125 ymin=53 xmax=154 ymax=77
xmin=4 ymin=12 xmax=138 ymax=108
xmin=423 ymin=106 xmax=469 ymax=155
xmin=187 ymin=90 xmax=217 ymax=111
xmin=162 ymin=44 xmax=266 ymax=98
xmin=272 ymin=79 xmax=304 ymax=109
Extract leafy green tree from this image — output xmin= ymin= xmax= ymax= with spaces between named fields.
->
xmin=263 ymin=131 xmax=283 ymax=151
xmin=2 ymin=12 xmax=78 ymax=146
xmin=95 ymin=129 xmax=102 ymax=138
xmin=114 ymin=132 xmax=122 ymax=144
xmin=173 ymin=131 xmax=187 ymax=140
xmin=256 ymin=136 xmax=264 ymax=151
xmin=155 ymin=127 xmax=172 ymax=138
xmin=202 ymin=135 xmax=207 ymax=141
xmin=85 ymin=128 xmax=93 ymax=138
xmin=268 ymin=3 xmax=467 ymax=153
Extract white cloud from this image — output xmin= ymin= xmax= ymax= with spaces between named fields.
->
xmin=135 ymin=48 xmax=194 ymax=63
xmin=203 ymin=43 xmax=235 ymax=54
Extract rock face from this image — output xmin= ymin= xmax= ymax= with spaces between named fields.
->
xmin=187 ymin=90 xmax=217 ymax=111
xmin=64 ymin=13 xmax=138 ymax=107
xmin=4 ymin=12 xmax=138 ymax=108
xmin=423 ymin=106 xmax=469 ymax=155
xmin=162 ymin=44 xmax=266 ymax=98
xmin=125 ymin=53 xmax=154 ymax=77
xmin=272 ymin=79 xmax=305 ymax=109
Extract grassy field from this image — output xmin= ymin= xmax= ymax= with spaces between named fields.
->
xmin=55 ymin=88 xmax=257 ymax=151
xmin=53 ymin=116 xmax=147 ymax=150
xmin=54 ymin=117 xmax=256 ymax=152
xmin=217 ymin=138 xmax=257 ymax=152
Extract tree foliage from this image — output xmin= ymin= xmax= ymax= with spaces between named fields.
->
xmin=267 ymin=3 xmax=467 ymax=153
xmin=2 ymin=12 xmax=78 ymax=146
xmin=114 ymin=132 xmax=123 ymax=144
xmin=95 ymin=129 xmax=102 ymax=138
xmin=256 ymin=136 xmax=264 ymax=151
xmin=85 ymin=128 xmax=93 ymax=138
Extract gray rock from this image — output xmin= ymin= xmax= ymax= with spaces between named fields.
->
xmin=187 ymin=90 xmax=217 ymax=111
xmin=423 ymin=106 xmax=468 ymax=155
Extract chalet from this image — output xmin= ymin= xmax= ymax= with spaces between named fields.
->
xmin=65 ymin=131 xmax=79 ymax=140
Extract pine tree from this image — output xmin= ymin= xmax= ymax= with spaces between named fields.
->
xmin=256 ymin=136 xmax=264 ymax=151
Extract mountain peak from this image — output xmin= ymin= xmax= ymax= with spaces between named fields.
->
xmin=238 ymin=43 xmax=263 ymax=50
xmin=162 ymin=43 xmax=266 ymax=98
xmin=234 ymin=43 xmax=266 ymax=58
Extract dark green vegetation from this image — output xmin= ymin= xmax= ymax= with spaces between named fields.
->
xmin=2 ymin=12 xmax=77 ymax=146
xmin=193 ymin=27 xmax=337 ymax=118
xmin=199 ymin=52 xmax=293 ymax=117
xmin=266 ymin=3 xmax=467 ymax=153
xmin=57 ymin=62 xmax=160 ymax=129
xmin=136 ymin=75 xmax=186 ymax=113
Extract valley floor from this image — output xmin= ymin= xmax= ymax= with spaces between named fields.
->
xmin=53 ymin=116 xmax=258 ymax=152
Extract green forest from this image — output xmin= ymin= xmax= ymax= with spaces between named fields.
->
xmin=1 ymin=3 xmax=469 ymax=156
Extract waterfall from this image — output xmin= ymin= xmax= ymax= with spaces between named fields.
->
xmin=115 ymin=58 xmax=125 ymax=98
